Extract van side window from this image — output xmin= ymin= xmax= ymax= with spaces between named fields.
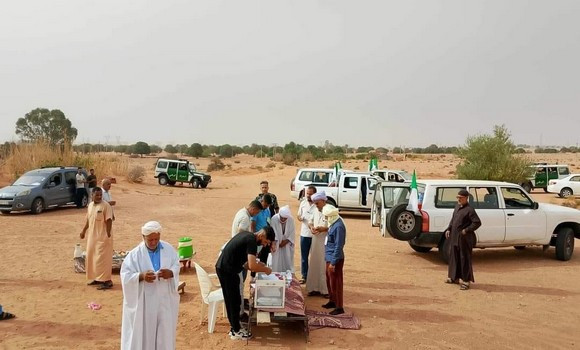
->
xmin=468 ymin=187 xmax=499 ymax=209
xmin=435 ymin=187 xmax=465 ymax=208
xmin=168 ymin=162 xmax=178 ymax=170
xmin=558 ymin=167 xmax=570 ymax=176
xmin=501 ymin=187 xmax=533 ymax=209
xmin=299 ymin=171 xmax=313 ymax=182
xmin=65 ymin=171 xmax=76 ymax=185
xmin=50 ymin=173 xmax=62 ymax=186
xmin=157 ymin=161 xmax=168 ymax=169
xmin=344 ymin=176 xmax=358 ymax=189
xmin=314 ymin=172 xmax=329 ymax=183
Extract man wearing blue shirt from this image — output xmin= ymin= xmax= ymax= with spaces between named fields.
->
xmin=251 ymin=194 xmax=273 ymax=233
xmin=321 ymin=205 xmax=347 ymax=315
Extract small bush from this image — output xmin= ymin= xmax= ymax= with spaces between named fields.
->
xmin=272 ymin=153 xmax=284 ymax=162
xmin=207 ymin=157 xmax=225 ymax=172
xmin=299 ymin=152 xmax=314 ymax=162
xmin=266 ymin=162 xmax=276 ymax=168
xmin=129 ymin=154 xmax=139 ymax=158
xmin=127 ymin=165 xmax=145 ymax=183
xmin=234 ymin=160 xmax=241 ymax=164
xmin=354 ymin=166 xmax=360 ymax=170
xmin=283 ymin=154 xmax=296 ymax=166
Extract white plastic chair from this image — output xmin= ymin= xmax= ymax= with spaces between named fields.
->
xmin=194 ymin=262 xmax=225 ymax=333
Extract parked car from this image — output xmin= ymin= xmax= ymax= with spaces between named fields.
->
xmin=310 ymin=171 xmax=380 ymax=212
xmin=0 ymin=167 xmax=88 ymax=214
xmin=154 ymin=158 xmax=211 ymax=188
xmin=290 ymin=167 xmax=408 ymax=200
xmin=521 ymin=163 xmax=570 ymax=193
xmin=547 ymin=174 xmax=580 ymax=198
xmin=371 ymin=179 xmax=580 ymax=261
xmin=290 ymin=168 xmax=336 ymax=200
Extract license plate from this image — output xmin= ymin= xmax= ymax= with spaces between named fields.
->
xmin=0 ymin=200 xmax=10 ymax=205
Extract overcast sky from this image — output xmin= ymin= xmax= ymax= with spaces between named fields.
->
xmin=1 ymin=0 xmax=579 ymax=148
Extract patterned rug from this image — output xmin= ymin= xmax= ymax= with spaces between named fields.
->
xmin=306 ymin=310 xmax=361 ymax=330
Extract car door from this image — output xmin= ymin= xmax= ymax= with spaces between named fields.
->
xmin=359 ymin=176 xmax=376 ymax=209
xmin=467 ymin=186 xmax=505 ymax=244
xmin=64 ymin=171 xmax=77 ymax=202
xmin=177 ymin=163 xmax=189 ymax=182
xmin=44 ymin=171 xmax=67 ymax=205
xmin=167 ymin=162 xmax=178 ymax=182
xmin=340 ymin=175 xmax=360 ymax=207
xmin=501 ymin=187 xmax=547 ymax=243
xmin=570 ymin=175 xmax=580 ymax=194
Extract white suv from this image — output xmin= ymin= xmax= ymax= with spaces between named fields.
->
xmin=371 ymin=179 xmax=580 ymax=261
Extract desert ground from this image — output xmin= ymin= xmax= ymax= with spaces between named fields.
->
xmin=0 ymin=153 xmax=579 ymax=349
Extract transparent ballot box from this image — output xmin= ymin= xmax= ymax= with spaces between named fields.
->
xmin=254 ymin=272 xmax=286 ymax=309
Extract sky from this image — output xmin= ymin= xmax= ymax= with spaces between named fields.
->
xmin=1 ymin=0 xmax=579 ymax=148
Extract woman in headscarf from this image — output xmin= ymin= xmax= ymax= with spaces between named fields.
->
xmin=322 ymin=205 xmax=347 ymax=315
xmin=269 ymin=205 xmax=296 ymax=272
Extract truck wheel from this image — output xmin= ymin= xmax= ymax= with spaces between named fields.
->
xmin=168 ymin=180 xmax=176 ymax=186
xmin=522 ymin=182 xmax=532 ymax=193
xmin=555 ymin=227 xmax=574 ymax=261
xmin=560 ymin=187 xmax=573 ymax=198
xmin=385 ymin=203 xmax=422 ymax=241
xmin=543 ymin=187 xmax=549 ymax=193
xmin=514 ymin=246 xmax=526 ymax=250
xmin=31 ymin=198 xmax=44 ymax=214
xmin=438 ymin=238 xmax=449 ymax=264
xmin=192 ymin=178 xmax=200 ymax=188
xmin=409 ymin=242 xmax=432 ymax=253
xmin=201 ymin=183 xmax=208 ymax=188
xmin=158 ymin=175 xmax=169 ymax=186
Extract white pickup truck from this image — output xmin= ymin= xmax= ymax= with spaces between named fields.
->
xmin=371 ymin=179 xmax=580 ymax=261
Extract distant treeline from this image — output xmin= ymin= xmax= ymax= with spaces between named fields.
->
xmin=1 ymin=141 xmax=578 ymax=162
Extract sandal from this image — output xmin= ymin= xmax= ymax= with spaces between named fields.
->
xmin=97 ymin=281 xmax=113 ymax=290
xmin=0 ymin=312 xmax=16 ymax=321
xmin=460 ymin=282 xmax=470 ymax=290
xmin=445 ymin=278 xmax=456 ymax=284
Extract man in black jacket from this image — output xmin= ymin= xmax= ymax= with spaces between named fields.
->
xmin=445 ymin=189 xmax=482 ymax=290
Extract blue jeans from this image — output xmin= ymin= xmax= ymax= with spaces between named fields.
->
xmin=300 ymin=236 xmax=312 ymax=279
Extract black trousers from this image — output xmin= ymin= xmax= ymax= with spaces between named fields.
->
xmin=75 ymin=188 xmax=86 ymax=208
xmin=216 ymin=268 xmax=242 ymax=333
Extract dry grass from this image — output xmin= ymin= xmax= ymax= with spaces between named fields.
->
xmin=0 ymin=141 xmax=129 ymax=181
xmin=561 ymin=197 xmax=580 ymax=209
xmin=126 ymin=165 xmax=146 ymax=183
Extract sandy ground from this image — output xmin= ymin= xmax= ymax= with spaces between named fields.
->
xmin=0 ymin=154 xmax=579 ymax=349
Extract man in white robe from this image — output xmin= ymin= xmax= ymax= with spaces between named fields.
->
xmin=269 ymin=206 xmax=296 ymax=272
xmin=121 ymin=221 xmax=180 ymax=350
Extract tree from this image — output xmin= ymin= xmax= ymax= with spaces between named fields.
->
xmin=456 ymin=125 xmax=531 ymax=183
xmin=133 ymin=141 xmax=150 ymax=156
xmin=149 ymin=145 xmax=162 ymax=154
xmin=164 ymin=144 xmax=178 ymax=154
xmin=16 ymin=108 xmax=78 ymax=145
xmin=187 ymin=143 xmax=203 ymax=157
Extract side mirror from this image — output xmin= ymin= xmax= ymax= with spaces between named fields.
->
xmin=532 ymin=202 xmax=539 ymax=210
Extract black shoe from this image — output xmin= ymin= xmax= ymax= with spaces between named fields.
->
xmin=329 ymin=308 xmax=345 ymax=315
xmin=322 ymin=301 xmax=336 ymax=309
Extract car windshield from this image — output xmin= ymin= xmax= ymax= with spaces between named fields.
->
xmin=13 ymin=174 xmax=46 ymax=186
xmin=188 ymin=164 xmax=197 ymax=172
xmin=397 ymin=171 xmax=412 ymax=180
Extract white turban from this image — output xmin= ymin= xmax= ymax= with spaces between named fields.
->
xmin=279 ymin=205 xmax=292 ymax=218
xmin=311 ymin=191 xmax=327 ymax=202
xmin=142 ymin=221 xmax=162 ymax=236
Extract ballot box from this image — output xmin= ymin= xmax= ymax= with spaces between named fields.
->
xmin=254 ymin=272 xmax=286 ymax=309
